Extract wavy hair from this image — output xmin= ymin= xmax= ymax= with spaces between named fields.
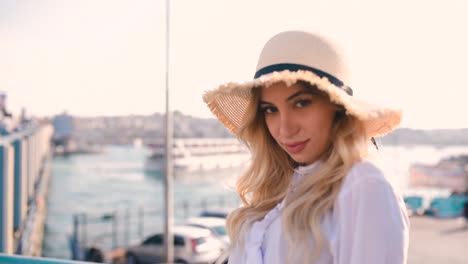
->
xmin=223 ymin=81 xmax=369 ymax=263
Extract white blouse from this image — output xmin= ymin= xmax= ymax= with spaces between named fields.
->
xmin=228 ymin=160 xmax=410 ymax=264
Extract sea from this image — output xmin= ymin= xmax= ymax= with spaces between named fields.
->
xmin=42 ymin=144 xmax=468 ymax=259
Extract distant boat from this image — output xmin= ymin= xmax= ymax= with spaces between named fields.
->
xmin=144 ymin=138 xmax=250 ymax=174
xmin=409 ymin=155 xmax=468 ymax=192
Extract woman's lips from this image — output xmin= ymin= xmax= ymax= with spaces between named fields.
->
xmin=284 ymin=139 xmax=309 ymax=154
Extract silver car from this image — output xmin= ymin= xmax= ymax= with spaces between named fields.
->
xmin=125 ymin=225 xmax=224 ymax=264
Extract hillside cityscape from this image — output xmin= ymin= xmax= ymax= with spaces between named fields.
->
xmin=57 ymin=111 xmax=468 ymax=146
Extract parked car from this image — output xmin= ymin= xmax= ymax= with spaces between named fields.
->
xmin=185 ymin=217 xmax=229 ymax=248
xmin=125 ymin=225 xmax=224 ymax=264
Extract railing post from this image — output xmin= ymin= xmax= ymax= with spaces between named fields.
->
xmin=26 ymin=135 xmax=34 ymax=203
xmin=30 ymin=134 xmax=36 ymax=193
xmin=81 ymin=213 xmax=87 ymax=248
xmin=112 ymin=211 xmax=118 ymax=249
xmin=138 ymin=207 xmax=144 ymax=240
xmin=183 ymin=200 xmax=189 ymax=220
xmin=0 ymin=145 xmax=15 ymax=254
xmin=201 ymin=197 xmax=207 ymax=211
xmin=13 ymin=139 xmax=27 ymax=232
xmin=233 ymin=194 xmax=240 ymax=207
xmin=219 ymin=196 xmax=224 ymax=208
xmin=71 ymin=214 xmax=80 ymax=260
xmin=124 ymin=208 xmax=130 ymax=246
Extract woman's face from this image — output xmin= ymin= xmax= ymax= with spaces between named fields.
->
xmin=259 ymin=82 xmax=337 ymax=165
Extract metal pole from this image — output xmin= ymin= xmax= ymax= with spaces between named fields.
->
xmin=163 ymin=0 xmax=174 ymax=262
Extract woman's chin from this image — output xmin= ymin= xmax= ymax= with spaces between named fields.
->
xmin=290 ymin=154 xmax=319 ymax=166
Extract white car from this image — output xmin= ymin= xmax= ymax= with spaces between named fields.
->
xmin=125 ymin=225 xmax=224 ymax=264
xmin=185 ymin=217 xmax=229 ymax=249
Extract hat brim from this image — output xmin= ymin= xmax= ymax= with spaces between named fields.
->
xmin=203 ymin=70 xmax=401 ymax=138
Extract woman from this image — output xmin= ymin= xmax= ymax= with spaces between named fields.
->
xmin=203 ymin=31 xmax=409 ymax=264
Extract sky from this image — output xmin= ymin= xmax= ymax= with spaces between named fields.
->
xmin=1 ymin=0 xmax=467 ymax=129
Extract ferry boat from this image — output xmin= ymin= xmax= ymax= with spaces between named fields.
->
xmin=144 ymin=138 xmax=251 ymax=174
xmin=409 ymin=155 xmax=468 ymax=192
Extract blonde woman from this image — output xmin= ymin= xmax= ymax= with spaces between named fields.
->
xmin=203 ymin=31 xmax=409 ymax=264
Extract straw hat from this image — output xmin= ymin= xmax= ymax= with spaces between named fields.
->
xmin=203 ymin=31 xmax=401 ymax=137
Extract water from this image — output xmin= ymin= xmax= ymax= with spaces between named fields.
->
xmin=42 ymin=144 xmax=468 ymax=259
xmin=43 ymin=145 xmax=241 ymax=259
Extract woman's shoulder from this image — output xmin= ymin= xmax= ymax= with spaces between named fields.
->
xmin=339 ymin=160 xmax=393 ymax=197
xmin=347 ymin=159 xmax=387 ymax=181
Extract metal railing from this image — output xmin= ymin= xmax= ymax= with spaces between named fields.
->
xmin=0 ymin=253 xmax=96 ymax=264
xmin=1 ymin=124 xmax=100 ymax=263
xmin=70 ymin=194 xmax=239 ymax=262
xmin=0 ymin=124 xmax=53 ymax=256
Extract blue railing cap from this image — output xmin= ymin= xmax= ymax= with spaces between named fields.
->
xmin=0 ymin=253 xmax=97 ymax=264
xmin=0 ymin=126 xmax=39 ymax=146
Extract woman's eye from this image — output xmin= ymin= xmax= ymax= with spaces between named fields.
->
xmin=295 ymin=99 xmax=312 ymax=108
xmin=260 ymin=106 xmax=277 ymax=114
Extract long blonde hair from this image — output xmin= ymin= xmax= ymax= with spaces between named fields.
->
xmin=225 ymin=82 xmax=369 ymax=263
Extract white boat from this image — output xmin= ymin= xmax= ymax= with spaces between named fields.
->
xmin=144 ymin=138 xmax=251 ymax=174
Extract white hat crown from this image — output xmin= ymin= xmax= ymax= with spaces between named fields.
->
xmin=255 ymin=31 xmax=351 ymax=91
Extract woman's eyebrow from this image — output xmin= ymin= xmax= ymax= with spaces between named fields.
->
xmin=259 ymin=90 xmax=317 ymax=105
xmin=286 ymin=90 xmax=315 ymax=101
xmin=259 ymin=100 xmax=273 ymax=105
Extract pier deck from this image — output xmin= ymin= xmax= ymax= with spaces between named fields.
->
xmin=409 ymin=216 xmax=468 ymax=264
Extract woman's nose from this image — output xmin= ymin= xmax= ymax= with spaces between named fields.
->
xmin=278 ymin=111 xmax=298 ymax=137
